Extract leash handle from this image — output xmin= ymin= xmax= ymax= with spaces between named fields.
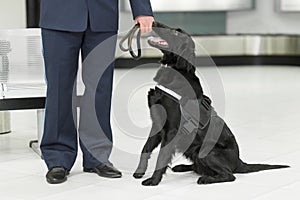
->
xmin=119 ymin=22 xmax=169 ymax=60
xmin=119 ymin=24 xmax=141 ymax=60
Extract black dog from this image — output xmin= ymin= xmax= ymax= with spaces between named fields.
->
xmin=133 ymin=22 xmax=289 ymax=186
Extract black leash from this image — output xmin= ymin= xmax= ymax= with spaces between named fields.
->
xmin=119 ymin=23 xmax=141 ymax=60
xmin=119 ymin=22 xmax=169 ymax=60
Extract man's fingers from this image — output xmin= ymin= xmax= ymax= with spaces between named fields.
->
xmin=139 ymin=23 xmax=152 ymax=34
xmin=134 ymin=16 xmax=154 ymax=34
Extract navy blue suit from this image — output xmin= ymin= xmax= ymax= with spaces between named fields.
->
xmin=40 ymin=0 xmax=153 ymax=170
xmin=40 ymin=0 xmax=153 ymax=32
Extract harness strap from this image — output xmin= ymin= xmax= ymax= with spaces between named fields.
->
xmin=156 ymin=85 xmax=182 ymax=100
xmin=155 ymin=86 xmax=214 ymax=133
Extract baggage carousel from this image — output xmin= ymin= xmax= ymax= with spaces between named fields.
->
xmin=115 ymin=34 xmax=300 ymax=67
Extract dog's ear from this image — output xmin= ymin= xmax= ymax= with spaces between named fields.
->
xmin=175 ymin=28 xmax=190 ymax=36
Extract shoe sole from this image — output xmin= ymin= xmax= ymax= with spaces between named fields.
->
xmin=46 ymin=177 xmax=67 ymax=184
xmin=46 ymin=171 xmax=69 ymax=184
xmin=83 ymin=168 xmax=122 ymax=178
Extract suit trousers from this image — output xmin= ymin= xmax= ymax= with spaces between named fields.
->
xmin=41 ymin=27 xmax=117 ymax=170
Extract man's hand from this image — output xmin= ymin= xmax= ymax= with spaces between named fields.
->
xmin=135 ymin=15 xmax=155 ymax=34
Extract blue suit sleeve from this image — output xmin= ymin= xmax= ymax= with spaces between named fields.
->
xmin=129 ymin=0 xmax=153 ymax=19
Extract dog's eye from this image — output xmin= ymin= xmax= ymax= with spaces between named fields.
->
xmin=173 ymin=30 xmax=179 ymax=36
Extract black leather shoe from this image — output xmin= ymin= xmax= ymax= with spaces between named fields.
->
xmin=83 ymin=163 xmax=122 ymax=178
xmin=46 ymin=167 xmax=69 ymax=184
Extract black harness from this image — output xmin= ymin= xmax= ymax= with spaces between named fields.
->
xmin=155 ymin=85 xmax=216 ymax=135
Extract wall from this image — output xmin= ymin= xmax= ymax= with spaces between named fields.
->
xmin=119 ymin=0 xmax=226 ymax=34
xmin=119 ymin=11 xmax=226 ymax=34
xmin=0 ymin=0 xmax=26 ymax=29
xmin=3 ymin=0 xmax=300 ymax=34
xmin=153 ymin=12 xmax=225 ymax=34
xmin=227 ymin=0 xmax=300 ymax=34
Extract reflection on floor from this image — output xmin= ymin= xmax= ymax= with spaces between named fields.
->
xmin=1 ymin=66 xmax=300 ymax=200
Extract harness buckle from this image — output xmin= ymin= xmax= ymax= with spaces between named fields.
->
xmin=181 ymin=117 xmax=199 ymax=135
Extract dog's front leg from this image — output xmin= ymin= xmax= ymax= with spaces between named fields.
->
xmin=133 ymin=130 xmax=162 ymax=179
xmin=142 ymin=129 xmax=178 ymax=186
xmin=134 ymin=90 xmax=167 ymax=179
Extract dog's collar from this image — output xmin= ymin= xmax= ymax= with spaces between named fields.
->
xmin=156 ymin=85 xmax=182 ymax=100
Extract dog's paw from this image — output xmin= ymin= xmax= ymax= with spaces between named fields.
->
xmin=133 ymin=172 xmax=145 ymax=179
xmin=148 ymin=89 xmax=155 ymax=96
xmin=197 ymin=175 xmax=236 ymax=184
xmin=142 ymin=177 xmax=161 ymax=186
xmin=197 ymin=176 xmax=214 ymax=185
xmin=148 ymin=90 xmax=162 ymax=105
xmin=172 ymin=165 xmax=183 ymax=172
xmin=172 ymin=165 xmax=186 ymax=172
xmin=171 ymin=164 xmax=193 ymax=172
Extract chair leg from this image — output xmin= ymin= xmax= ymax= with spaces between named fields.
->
xmin=29 ymin=109 xmax=44 ymax=158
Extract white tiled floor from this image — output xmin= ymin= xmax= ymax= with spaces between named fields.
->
xmin=1 ymin=66 xmax=300 ymax=200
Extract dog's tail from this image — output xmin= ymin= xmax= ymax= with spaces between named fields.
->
xmin=234 ymin=161 xmax=289 ymax=173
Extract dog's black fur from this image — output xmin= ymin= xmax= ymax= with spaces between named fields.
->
xmin=133 ymin=22 xmax=289 ymax=186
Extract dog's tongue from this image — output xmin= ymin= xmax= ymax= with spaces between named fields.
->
xmin=148 ymin=36 xmax=168 ymax=46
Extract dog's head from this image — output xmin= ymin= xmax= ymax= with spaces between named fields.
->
xmin=148 ymin=22 xmax=196 ymax=73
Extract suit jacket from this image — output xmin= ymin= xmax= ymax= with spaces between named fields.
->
xmin=40 ymin=0 xmax=153 ymax=32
